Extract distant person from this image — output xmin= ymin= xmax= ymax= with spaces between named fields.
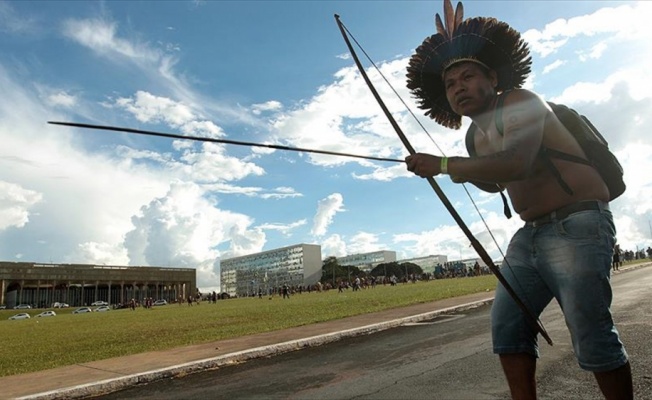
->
xmin=404 ymin=1 xmax=631 ymax=398
xmin=613 ymin=244 xmax=622 ymax=271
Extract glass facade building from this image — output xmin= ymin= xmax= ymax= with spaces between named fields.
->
xmin=398 ymin=254 xmax=448 ymax=274
xmin=219 ymin=244 xmax=322 ymax=297
xmin=335 ymin=250 xmax=397 ymax=272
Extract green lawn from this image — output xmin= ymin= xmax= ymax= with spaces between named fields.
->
xmin=0 ymin=276 xmax=496 ymax=377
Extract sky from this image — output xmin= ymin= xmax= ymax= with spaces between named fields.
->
xmin=1 ymin=0 xmax=651 ymax=292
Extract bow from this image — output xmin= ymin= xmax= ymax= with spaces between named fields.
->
xmin=334 ymin=14 xmax=552 ymax=346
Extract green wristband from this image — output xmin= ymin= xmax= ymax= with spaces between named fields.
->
xmin=440 ymin=157 xmax=448 ymax=175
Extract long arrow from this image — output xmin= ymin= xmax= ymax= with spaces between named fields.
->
xmin=48 ymin=121 xmax=404 ymax=164
xmin=334 ymin=14 xmax=552 ymax=345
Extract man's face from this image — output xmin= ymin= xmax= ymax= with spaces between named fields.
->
xmin=443 ymin=62 xmax=497 ymax=117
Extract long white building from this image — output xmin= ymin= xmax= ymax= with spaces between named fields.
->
xmin=219 ymin=244 xmax=322 ymax=297
xmin=398 ymin=254 xmax=448 ymax=274
xmin=335 ymin=250 xmax=397 ymax=272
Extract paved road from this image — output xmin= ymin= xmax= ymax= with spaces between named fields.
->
xmin=98 ymin=267 xmax=652 ymax=400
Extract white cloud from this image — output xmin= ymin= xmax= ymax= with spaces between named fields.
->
xmin=524 ymin=2 xmax=652 ymax=58
xmin=321 ymin=234 xmax=347 ymax=258
xmin=353 ymin=163 xmax=415 ymax=182
xmin=35 ymin=85 xmax=78 ymax=108
xmin=260 ymin=187 xmax=303 ymax=200
xmin=257 ymin=219 xmax=307 ymax=236
xmin=0 ymin=181 xmax=42 ymax=230
xmin=346 ymin=232 xmax=384 ymax=255
xmin=0 ymin=1 xmax=38 ymax=34
xmin=124 ymin=180 xmax=268 ymax=289
xmin=125 ymin=181 xmax=228 ymax=266
xmin=542 ymin=59 xmax=566 ymax=75
xmin=62 ymin=18 xmax=163 ymax=64
xmin=62 ymin=17 xmax=263 ymax=128
xmin=68 ymin=241 xmax=129 ymax=266
xmin=578 ymin=41 xmax=607 ymax=62
xmin=114 ymin=91 xmax=224 ymax=137
xmin=251 ymin=100 xmax=283 ymax=115
xmin=311 ymin=193 xmax=345 ymax=237
xmin=271 ymin=58 xmax=414 ymax=169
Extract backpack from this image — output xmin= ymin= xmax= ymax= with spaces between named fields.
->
xmin=465 ymin=92 xmax=626 ymax=218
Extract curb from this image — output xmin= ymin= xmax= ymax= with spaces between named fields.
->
xmin=17 ymin=298 xmax=494 ymax=400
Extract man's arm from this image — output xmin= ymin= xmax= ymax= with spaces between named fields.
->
xmin=405 ymin=90 xmax=548 ymax=183
xmin=468 ymin=181 xmax=504 ymax=193
xmin=451 ymin=176 xmax=503 ymax=193
xmin=449 ymin=90 xmax=547 ymax=182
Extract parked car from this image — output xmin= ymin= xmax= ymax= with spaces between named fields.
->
xmin=91 ymin=301 xmax=109 ymax=307
xmin=9 ymin=313 xmax=30 ymax=320
xmin=72 ymin=307 xmax=92 ymax=314
xmin=36 ymin=311 xmax=57 ymax=317
xmin=0 ymin=305 xmax=6 ymax=310
xmin=94 ymin=306 xmax=110 ymax=312
xmin=13 ymin=304 xmax=32 ymax=309
xmin=152 ymin=299 xmax=168 ymax=306
xmin=52 ymin=302 xmax=70 ymax=308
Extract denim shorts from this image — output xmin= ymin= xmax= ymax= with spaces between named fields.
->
xmin=491 ymin=202 xmax=629 ymax=372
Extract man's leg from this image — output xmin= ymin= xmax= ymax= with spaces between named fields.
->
xmin=594 ymin=361 xmax=633 ymax=400
xmin=499 ymin=353 xmax=537 ymax=400
xmin=538 ymin=209 xmax=631 ymax=399
xmin=492 ymin=226 xmax=552 ymax=399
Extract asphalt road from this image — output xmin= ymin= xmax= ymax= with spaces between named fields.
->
xmin=98 ymin=267 xmax=652 ymax=400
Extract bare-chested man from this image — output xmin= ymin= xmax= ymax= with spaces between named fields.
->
xmin=404 ymin=2 xmax=632 ymax=399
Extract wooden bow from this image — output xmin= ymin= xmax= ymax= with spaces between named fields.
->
xmin=334 ymin=14 xmax=552 ymax=346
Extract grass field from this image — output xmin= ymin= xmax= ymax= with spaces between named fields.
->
xmin=0 ymin=275 xmax=497 ymax=377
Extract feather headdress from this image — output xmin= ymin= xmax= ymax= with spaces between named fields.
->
xmin=406 ymin=0 xmax=532 ymax=129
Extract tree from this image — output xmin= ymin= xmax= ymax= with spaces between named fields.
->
xmin=400 ymin=262 xmax=423 ymax=277
xmin=321 ymin=257 xmax=350 ymax=284
xmin=371 ymin=261 xmax=398 ymax=278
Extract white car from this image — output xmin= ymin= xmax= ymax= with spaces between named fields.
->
xmin=152 ymin=299 xmax=168 ymax=306
xmin=94 ymin=306 xmax=110 ymax=312
xmin=91 ymin=301 xmax=109 ymax=307
xmin=72 ymin=307 xmax=92 ymax=314
xmin=52 ymin=302 xmax=69 ymax=308
xmin=36 ymin=311 xmax=57 ymax=317
xmin=9 ymin=313 xmax=30 ymax=320
xmin=13 ymin=304 xmax=31 ymax=309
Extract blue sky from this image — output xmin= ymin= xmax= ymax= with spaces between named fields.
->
xmin=1 ymin=1 xmax=651 ymax=291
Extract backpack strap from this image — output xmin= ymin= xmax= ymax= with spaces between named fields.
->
xmin=493 ymin=92 xmax=575 ymax=196
xmin=543 ymin=148 xmax=592 ymax=166
xmin=465 ymin=123 xmax=477 ymax=156
xmin=494 ymin=93 xmax=513 ymax=218
xmin=465 ymin=95 xmax=512 ymax=219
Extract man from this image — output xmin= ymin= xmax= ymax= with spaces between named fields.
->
xmin=403 ymin=1 xmax=632 ymax=399
xmin=613 ymin=244 xmax=622 ymax=271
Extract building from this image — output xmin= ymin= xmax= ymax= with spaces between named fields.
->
xmin=0 ymin=261 xmax=196 ymax=308
xmin=335 ymin=250 xmax=397 ymax=273
xmin=219 ymin=243 xmax=322 ymax=298
xmin=398 ymin=254 xmax=448 ymax=274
